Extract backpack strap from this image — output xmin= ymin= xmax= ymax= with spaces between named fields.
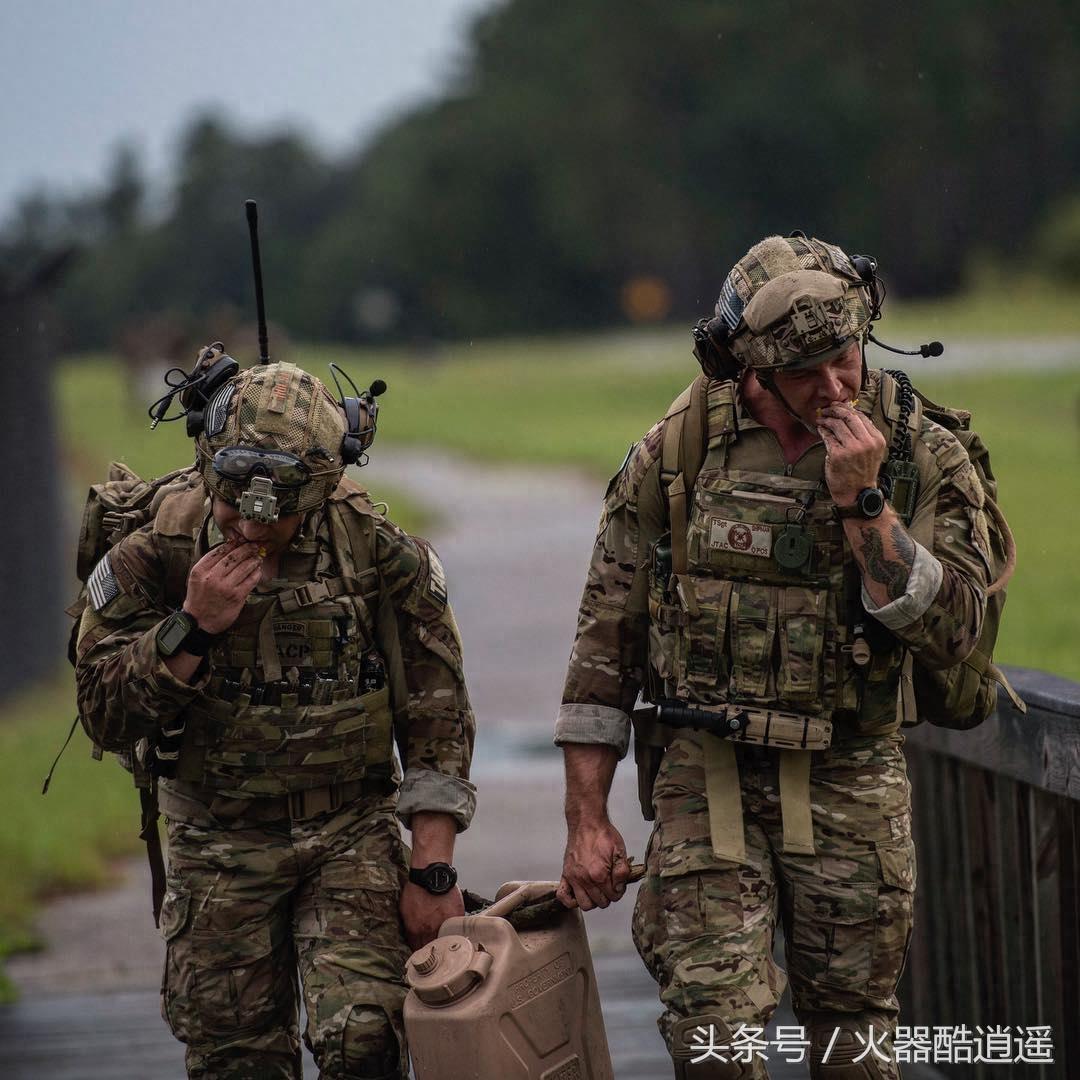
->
xmin=660 ymin=376 xmax=707 ymax=617
xmin=325 ymin=484 xmax=410 ymax=736
xmin=659 ymin=376 xmax=739 ymax=617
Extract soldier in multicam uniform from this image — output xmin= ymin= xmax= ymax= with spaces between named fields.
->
xmin=75 ymin=356 xmax=476 ymax=1079
xmin=554 ymin=235 xmax=995 ymax=1078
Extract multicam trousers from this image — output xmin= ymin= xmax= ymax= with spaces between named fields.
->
xmin=632 ymin=731 xmax=916 ymax=1079
xmin=158 ymin=790 xmax=411 ymax=1080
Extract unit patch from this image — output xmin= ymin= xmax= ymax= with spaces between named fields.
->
xmin=427 ymin=551 xmax=448 ymax=607
xmin=87 ymin=554 xmax=121 ymax=612
xmin=273 ymin=620 xmax=313 ymax=664
xmin=709 ymin=518 xmax=772 ymax=558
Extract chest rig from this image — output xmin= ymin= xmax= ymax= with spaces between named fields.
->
xmin=154 ymin=481 xmax=396 ymax=798
xmin=640 ymin=375 xmax=910 ymax=862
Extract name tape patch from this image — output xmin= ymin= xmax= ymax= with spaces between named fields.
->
xmin=709 ymin=518 xmax=772 ymax=559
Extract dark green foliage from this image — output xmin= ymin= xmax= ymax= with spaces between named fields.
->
xmin=5 ymin=0 xmax=1080 ymax=345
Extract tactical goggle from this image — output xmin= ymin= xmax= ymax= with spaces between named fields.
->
xmin=211 ymin=447 xmax=313 ymax=488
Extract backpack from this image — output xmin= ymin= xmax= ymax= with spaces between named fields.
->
xmin=658 ymin=370 xmax=1024 ymax=731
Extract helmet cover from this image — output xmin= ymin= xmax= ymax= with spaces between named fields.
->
xmin=196 ymin=361 xmax=346 ymax=515
xmin=716 ymin=235 xmax=874 ymax=372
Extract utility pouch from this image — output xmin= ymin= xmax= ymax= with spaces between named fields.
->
xmin=631 ymin=706 xmax=665 ymax=821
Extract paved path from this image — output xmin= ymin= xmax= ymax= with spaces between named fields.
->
xmin=1 ymin=448 xmax=947 ymax=1078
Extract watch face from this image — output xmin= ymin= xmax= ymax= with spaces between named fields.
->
xmin=157 ymin=612 xmax=195 ymax=657
xmin=423 ymin=863 xmax=457 ymax=894
xmin=859 ymin=487 xmax=886 ymax=518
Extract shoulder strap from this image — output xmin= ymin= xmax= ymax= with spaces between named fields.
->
xmin=659 ymin=375 xmax=710 ymax=617
xmin=326 ymin=494 xmax=410 ymax=729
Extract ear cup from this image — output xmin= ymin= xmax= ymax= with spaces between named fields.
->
xmin=339 ymin=396 xmax=375 ymax=465
xmin=181 ymin=353 xmax=239 ymax=437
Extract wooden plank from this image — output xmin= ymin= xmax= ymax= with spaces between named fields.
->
xmin=1032 ymin=789 xmax=1063 ymax=1077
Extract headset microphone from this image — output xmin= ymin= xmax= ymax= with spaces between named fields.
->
xmin=867 ymin=332 xmax=944 ymax=358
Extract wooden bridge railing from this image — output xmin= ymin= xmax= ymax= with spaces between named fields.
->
xmin=901 ymin=666 xmax=1080 ymax=1079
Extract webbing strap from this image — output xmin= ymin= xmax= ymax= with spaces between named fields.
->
xmin=257 ymin=604 xmax=283 ymax=682
xmin=779 ymin=750 xmax=816 ymax=856
xmin=704 ymin=734 xmax=745 ymax=862
xmin=666 ymin=474 xmax=699 ymax=617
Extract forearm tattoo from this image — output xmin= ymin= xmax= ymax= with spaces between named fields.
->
xmin=858 ymin=524 xmax=916 ymax=601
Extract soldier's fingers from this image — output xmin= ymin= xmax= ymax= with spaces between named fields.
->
xmin=611 ymin=854 xmax=632 ymax=889
xmin=556 ymin=879 xmax=579 ymax=910
xmin=220 ymin=549 xmax=263 ymax=585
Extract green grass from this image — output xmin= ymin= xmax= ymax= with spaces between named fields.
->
xmin=0 ymin=673 xmax=142 ymax=1002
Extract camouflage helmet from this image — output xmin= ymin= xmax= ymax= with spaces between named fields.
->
xmin=195 ymin=359 xmax=347 ymax=516
xmin=713 ymin=234 xmax=874 ymax=372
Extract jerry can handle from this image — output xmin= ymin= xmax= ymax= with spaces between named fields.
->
xmin=484 ymin=881 xmax=561 ymax=919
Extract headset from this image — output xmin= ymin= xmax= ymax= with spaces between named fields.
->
xmin=147 ymin=201 xmax=388 ymax=467
xmin=691 ymin=232 xmax=943 ymax=378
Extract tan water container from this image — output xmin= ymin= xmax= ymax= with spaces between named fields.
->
xmin=404 ymin=880 xmax=615 ymax=1080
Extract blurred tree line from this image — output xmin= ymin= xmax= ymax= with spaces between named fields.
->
xmin=4 ymin=0 xmax=1080 ymax=349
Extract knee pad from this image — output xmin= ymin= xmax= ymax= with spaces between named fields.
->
xmin=670 ymin=1014 xmax=759 ymax=1080
xmin=805 ymin=1013 xmax=899 ymax=1080
xmin=315 ymin=1002 xmax=402 ymax=1079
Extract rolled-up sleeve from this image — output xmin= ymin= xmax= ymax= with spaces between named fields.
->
xmin=378 ymin=523 xmax=477 ymax=831
xmin=881 ymin=429 xmax=993 ymax=670
xmin=556 ymin=426 xmax=665 ymax=759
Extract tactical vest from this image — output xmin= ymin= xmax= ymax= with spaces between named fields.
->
xmin=647 ymin=378 xmax=906 ymax=741
xmin=636 ymin=376 xmax=927 ymax=863
xmin=150 ymin=479 xmax=398 ymax=798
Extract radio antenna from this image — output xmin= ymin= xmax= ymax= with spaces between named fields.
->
xmin=244 ymin=199 xmax=270 ymax=365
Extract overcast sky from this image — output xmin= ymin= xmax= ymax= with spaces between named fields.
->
xmin=0 ymin=0 xmax=497 ymax=220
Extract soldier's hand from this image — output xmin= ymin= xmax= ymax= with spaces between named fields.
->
xmin=400 ymin=883 xmax=465 ymax=951
xmin=557 ymin=818 xmax=631 ymax=911
xmin=183 ymin=540 xmax=264 ymax=635
xmin=817 ymin=402 xmax=888 ymax=508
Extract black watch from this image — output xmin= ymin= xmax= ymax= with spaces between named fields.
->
xmin=408 ymin=862 xmax=458 ymax=895
xmin=156 ymin=610 xmax=218 ymax=658
xmin=835 ymin=487 xmax=886 ymax=520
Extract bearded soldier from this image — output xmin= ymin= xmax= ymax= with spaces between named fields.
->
xmin=554 ymin=235 xmax=1004 ymax=1078
xmin=75 ymin=353 xmax=475 ymax=1080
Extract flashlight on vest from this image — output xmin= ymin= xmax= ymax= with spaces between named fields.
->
xmin=238 ymin=476 xmax=280 ymax=523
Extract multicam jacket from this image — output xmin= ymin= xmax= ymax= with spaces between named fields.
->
xmin=75 ymin=471 xmax=476 ymax=829
xmin=555 ymin=369 xmax=992 ymax=757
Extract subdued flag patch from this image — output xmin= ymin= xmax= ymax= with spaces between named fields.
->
xmin=87 ymin=554 xmax=121 ymax=611
xmin=427 ymin=551 xmax=448 ymax=606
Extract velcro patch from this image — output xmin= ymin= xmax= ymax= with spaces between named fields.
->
xmin=204 ymin=382 xmax=235 ymax=438
xmin=709 ymin=518 xmax=772 ymax=558
xmin=87 ymin=554 xmax=121 ymax=611
xmin=427 ymin=551 xmax=448 ymax=606
xmin=268 ymin=369 xmax=291 ymax=414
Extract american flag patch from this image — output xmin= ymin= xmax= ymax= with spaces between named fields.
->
xmin=204 ymin=382 xmax=235 ymax=438
xmin=87 ymin=554 xmax=121 ymax=612
xmin=716 ymin=272 xmax=746 ymax=332
xmin=427 ymin=551 xmax=448 ymax=607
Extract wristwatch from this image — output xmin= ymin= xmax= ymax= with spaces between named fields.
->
xmin=835 ymin=487 xmax=887 ymax=520
xmin=156 ymin=610 xmax=218 ymax=658
xmin=408 ymin=862 xmax=458 ymax=895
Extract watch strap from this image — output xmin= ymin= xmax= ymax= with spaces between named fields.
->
xmin=409 ymin=862 xmax=458 ymax=895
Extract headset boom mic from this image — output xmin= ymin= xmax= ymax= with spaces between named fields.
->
xmin=868 ymin=331 xmax=945 ymax=358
